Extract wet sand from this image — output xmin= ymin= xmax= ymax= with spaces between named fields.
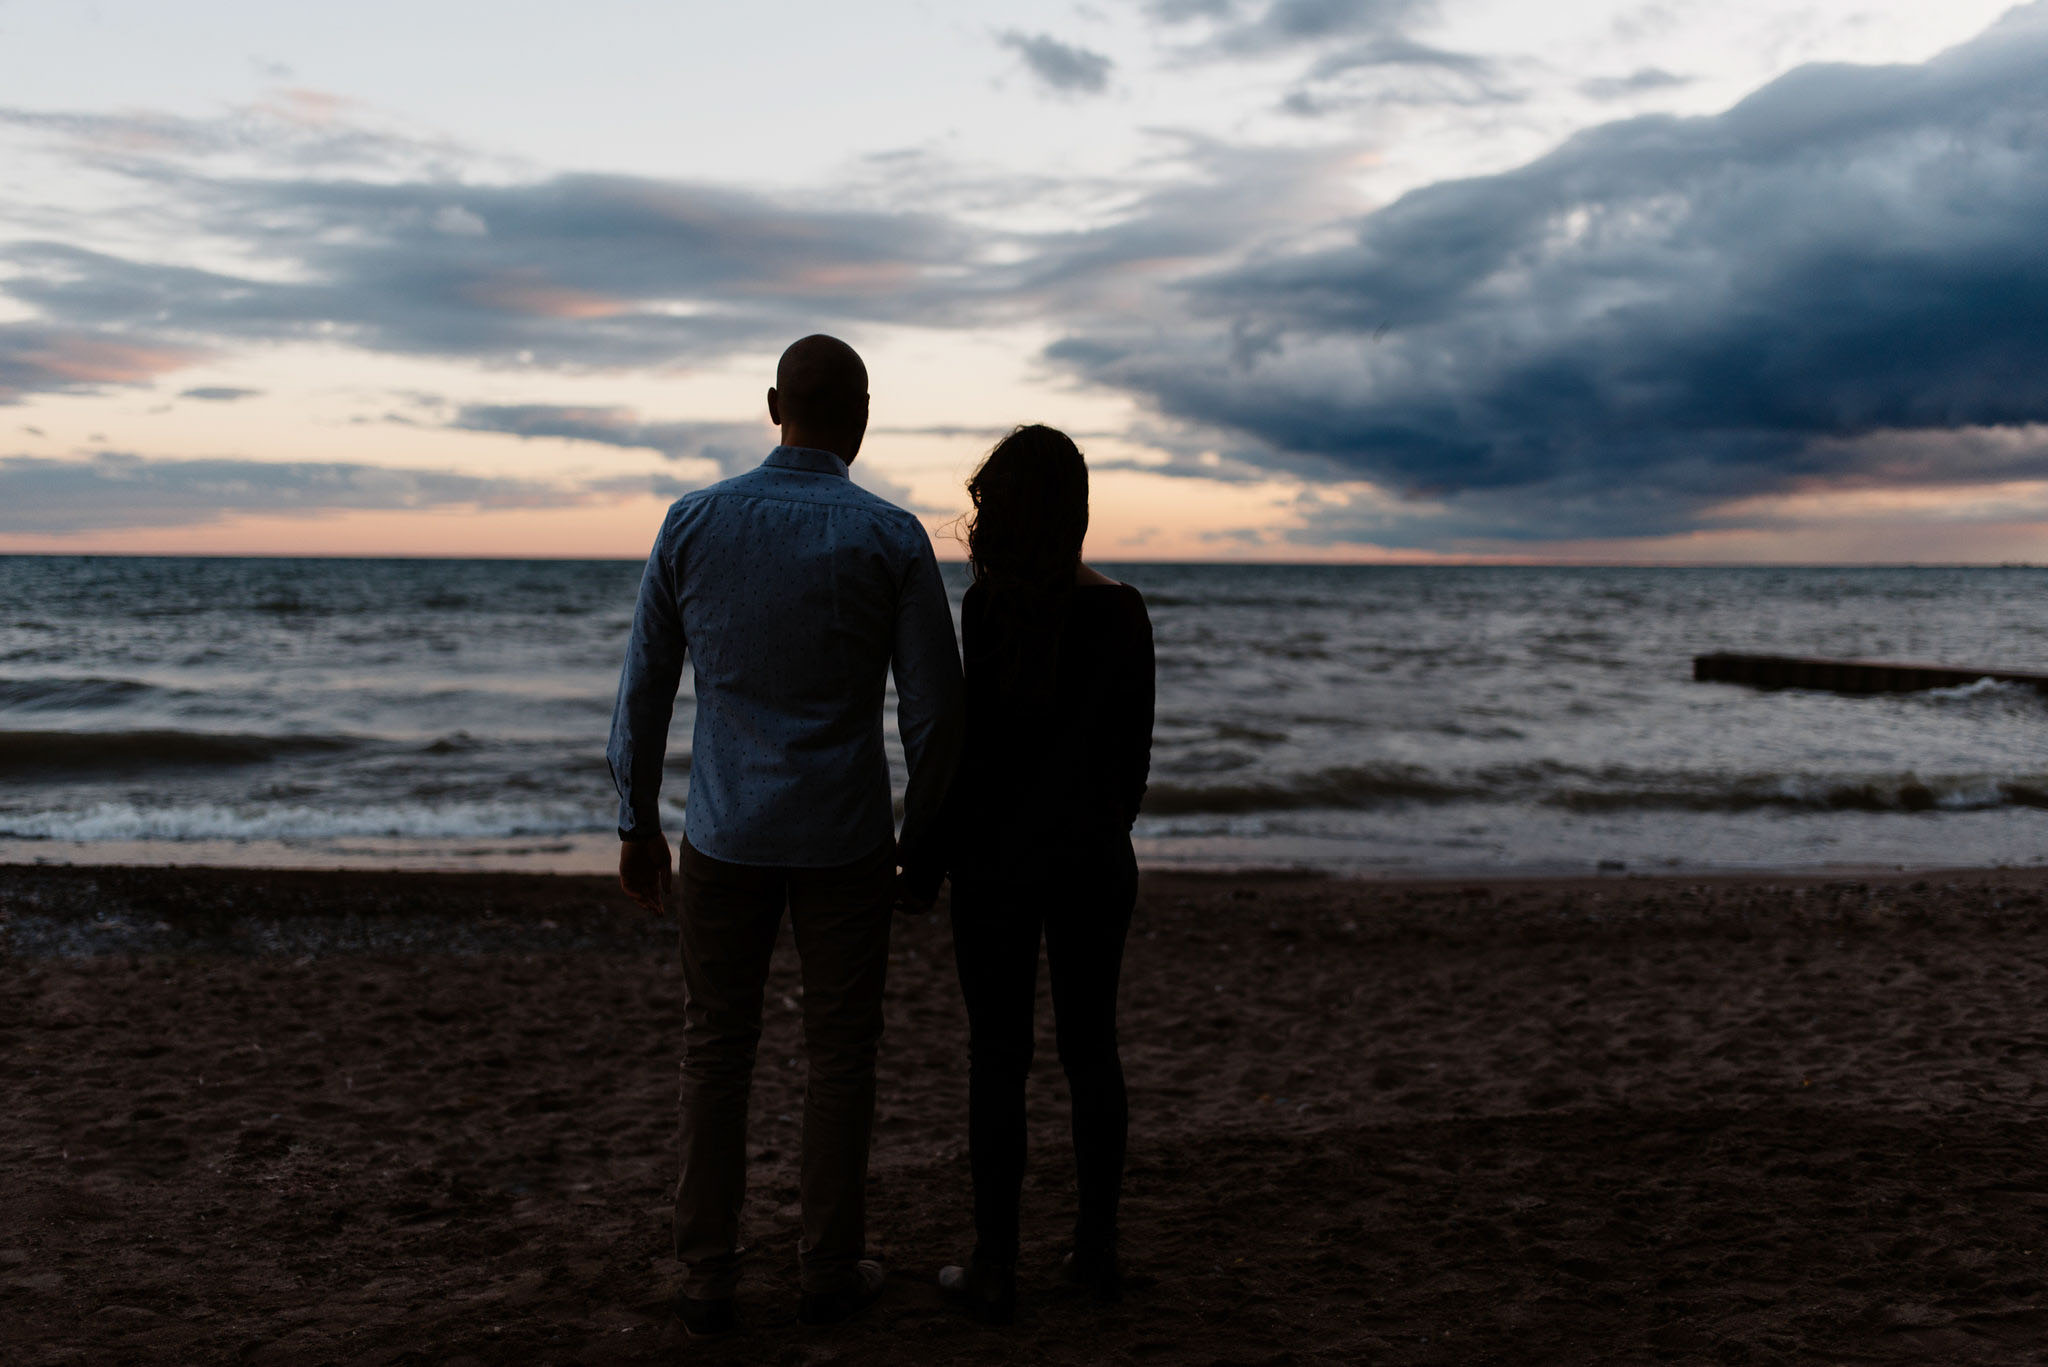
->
xmin=7 ymin=861 xmax=2048 ymax=1365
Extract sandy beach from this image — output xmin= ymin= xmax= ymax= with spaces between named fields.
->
xmin=8 ymin=861 xmax=2048 ymax=1365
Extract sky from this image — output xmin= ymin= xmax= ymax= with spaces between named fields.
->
xmin=1 ymin=0 xmax=2045 ymax=563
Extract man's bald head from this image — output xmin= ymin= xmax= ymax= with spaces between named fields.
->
xmin=768 ymin=334 xmax=869 ymax=462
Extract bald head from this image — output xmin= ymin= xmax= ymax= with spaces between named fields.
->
xmin=767 ymin=334 xmax=869 ymax=463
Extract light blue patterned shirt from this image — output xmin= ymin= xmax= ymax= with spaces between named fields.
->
xmin=607 ymin=445 xmax=964 ymax=867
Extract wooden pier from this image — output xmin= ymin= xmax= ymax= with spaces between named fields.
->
xmin=1694 ymin=652 xmax=2048 ymax=695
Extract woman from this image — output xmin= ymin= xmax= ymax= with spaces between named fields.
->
xmin=917 ymin=424 xmax=1155 ymax=1323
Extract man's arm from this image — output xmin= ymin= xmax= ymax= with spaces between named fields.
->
xmin=607 ymin=516 xmax=687 ymax=910
xmin=890 ymin=527 xmax=964 ymax=904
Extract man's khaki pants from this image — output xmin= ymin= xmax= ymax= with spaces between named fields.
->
xmin=673 ymin=837 xmax=896 ymax=1299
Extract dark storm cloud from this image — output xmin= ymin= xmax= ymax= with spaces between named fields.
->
xmin=1050 ymin=5 xmax=2048 ymax=540
xmin=999 ymin=32 xmax=1115 ymax=94
xmin=0 ymin=451 xmax=573 ymax=533
xmin=451 ymin=404 xmax=769 ymax=474
xmin=0 ymin=172 xmax=981 ymax=371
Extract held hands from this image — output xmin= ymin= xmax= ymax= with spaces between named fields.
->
xmin=893 ymin=870 xmax=936 ymax=916
xmin=619 ymin=833 xmax=673 ymax=913
xmin=893 ymin=837 xmax=938 ymax=915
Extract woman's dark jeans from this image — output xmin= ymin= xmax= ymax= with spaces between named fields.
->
xmin=949 ymin=836 xmax=1138 ymax=1262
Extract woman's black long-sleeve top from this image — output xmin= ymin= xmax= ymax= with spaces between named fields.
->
xmin=912 ymin=579 xmax=1154 ymax=891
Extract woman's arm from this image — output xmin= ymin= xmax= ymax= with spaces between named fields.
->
xmin=899 ymin=582 xmax=978 ymax=905
xmin=1116 ymin=586 xmax=1155 ymax=829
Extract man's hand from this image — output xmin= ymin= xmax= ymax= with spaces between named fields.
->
xmin=619 ymin=833 xmax=673 ymax=913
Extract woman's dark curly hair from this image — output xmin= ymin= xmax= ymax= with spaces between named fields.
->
xmin=963 ymin=424 xmax=1089 ymax=705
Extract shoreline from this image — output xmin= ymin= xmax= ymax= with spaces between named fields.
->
xmin=4 ymin=838 xmax=2044 ymax=885
xmin=11 ymin=861 xmax=2048 ymax=1363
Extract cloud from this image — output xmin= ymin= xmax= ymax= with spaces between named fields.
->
xmin=1145 ymin=0 xmax=1237 ymax=20
xmin=0 ymin=322 xmax=199 ymax=403
xmin=873 ymin=423 xmax=1016 ymax=440
xmin=845 ymin=465 xmax=937 ymax=515
xmin=0 ymin=94 xmax=474 ymax=176
xmin=1577 ymin=67 xmax=1691 ymax=100
xmin=0 ymin=451 xmax=583 ymax=533
xmin=1304 ymin=34 xmax=1494 ymax=80
xmin=1000 ymin=32 xmax=1115 ymax=94
xmin=1164 ymin=0 xmax=1437 ymax=56
xmin=998 ymin=136 xmax=1369 ymax=313
xmin=1090 ymin=453 xmax=1274 ymax=484
xmin=0 ymin=124 xmax=1344 ymax=377
xmin=179 ymin=385 xmax=262 ymax=402
xmin=578 ymin=471 xmax=705 ymax=502
xmin=0 ymin=166 xmax=984 ymax=372
xmin=0 ymin=98 xmax=1350 ymax=399
xmin=1050 ymin=4 xmax=2048 ymax=542
xmin=451 ymin=403 xmax=770 ymax=474
xmin=451 ymin=402 xmax=944 ymax=512
xmin=1141 ymin=0 xmax=1503 ymax=116
xmin=1279 ymin=35 xmax=1516 ymax=114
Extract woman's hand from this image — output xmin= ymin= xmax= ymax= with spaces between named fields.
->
xmin=894 ymin=869 xmax=937 ymax=916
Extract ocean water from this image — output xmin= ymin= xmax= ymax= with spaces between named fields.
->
xmin=1 ymin=556 xmax=2044 ymax=875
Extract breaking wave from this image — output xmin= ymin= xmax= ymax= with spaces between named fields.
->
xmin=0 ymin=799 xmax=621 ymax=842
xmin=0 ymin=729 xmax=357 ymax=774
xmin=0 ymin=677 xmax=172 ymax=711
xmin=1144 ymin=765 xmax=2048 ymax=816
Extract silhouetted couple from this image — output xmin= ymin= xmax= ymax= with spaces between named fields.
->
xmin=607 ymin=334 xmax=1156 ymax=1336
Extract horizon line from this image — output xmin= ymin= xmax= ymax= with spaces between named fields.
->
xmin=1 ymin=551 xmax=2042 ymax=570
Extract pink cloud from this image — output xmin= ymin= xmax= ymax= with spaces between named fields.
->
xmin=458 ymin=271 xmax=627 ymax=319
xmin=0 ymin=326 xmax=201 ymax=401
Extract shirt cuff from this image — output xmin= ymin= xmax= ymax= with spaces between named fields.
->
xmin=617 ymin=803 xmax=662 ymax=841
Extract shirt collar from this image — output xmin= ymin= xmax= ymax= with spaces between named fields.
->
xmin=764 ymin=444 xmax=851 ymax=479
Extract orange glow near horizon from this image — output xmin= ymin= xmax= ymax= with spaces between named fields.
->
xmin=11 ymin=482 xmax=2043 ymax=564
xmin=6 ymin=344 xmax=2047 ymax=564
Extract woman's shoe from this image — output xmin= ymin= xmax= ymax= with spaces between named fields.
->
xmin=673 ymin=1294 xmax=738 ymax=1337
xmin=938 ymin=1254 xmax=1017 ymax=1325
xmin=1062 ymin=1240 xmax=1122 ymax=1303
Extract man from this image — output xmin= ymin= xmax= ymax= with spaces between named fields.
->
xmin=607 ymin=334 xmax=963 ymax=1336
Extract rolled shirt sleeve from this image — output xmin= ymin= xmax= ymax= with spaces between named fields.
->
xmin=890 ymin=528 xmax=964 ymax=874
xmin=606 ymin=518 xmax=687 ymax=839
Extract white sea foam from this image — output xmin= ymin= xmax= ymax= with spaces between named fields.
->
xmin=1922 ymin=677 xmax=2017 ymax=700
xmin=0 ymin=800 xmax=685 ymax=843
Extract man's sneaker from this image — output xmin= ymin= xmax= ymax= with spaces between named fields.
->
xmin=939 ymin=1254 xmax=1018 ymax=1325
xmin=673 ymin=1294 xmax=738 ymax=1338
xmin=797 ymin=1259 xmax=886 ymax=1326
